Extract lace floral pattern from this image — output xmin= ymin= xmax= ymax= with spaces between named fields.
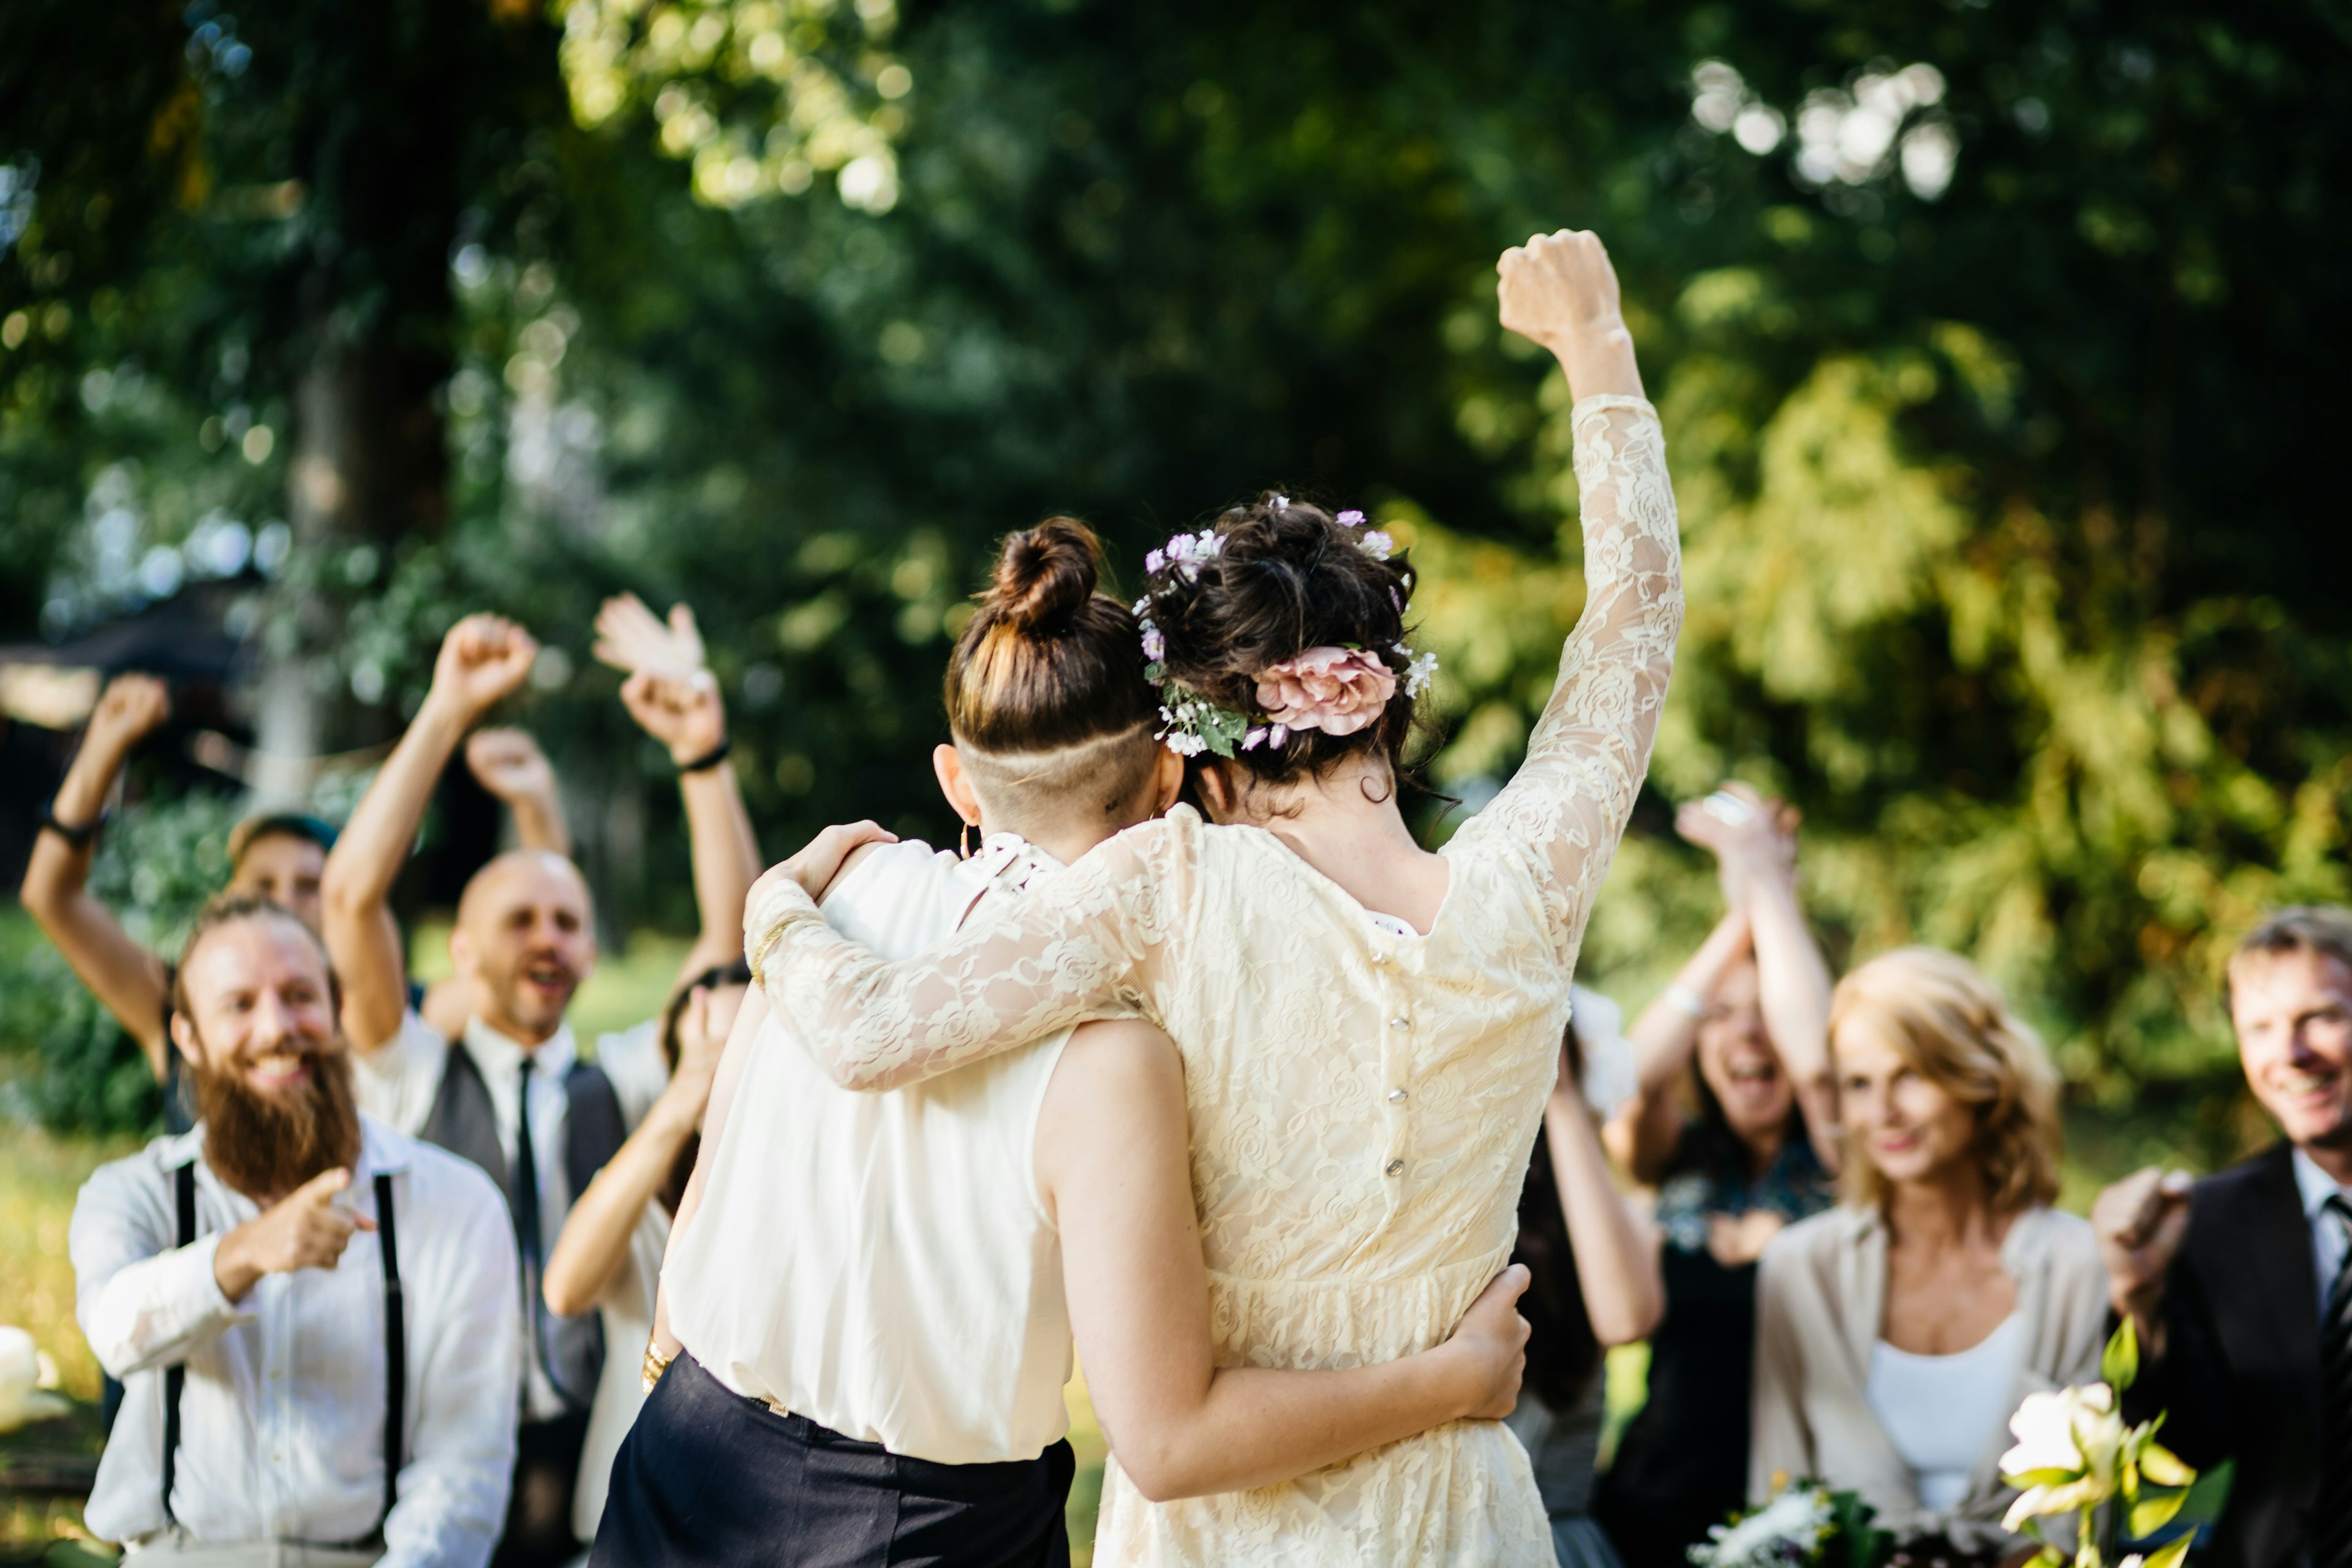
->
xmin=747 ymin=395 xmax=1679 ymax=1564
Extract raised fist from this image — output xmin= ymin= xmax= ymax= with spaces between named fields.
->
xmin=1497 ymin=229 xmax=1626 ymax=358
xmin=2092 ymin=1166 xmax=2192 ymax=1335
xmin=593 ymin=593 xmax=707 ymax=684
xmin=466 ymin=728 xmax=558 ymax=804
xmin=429 ymin=613 xmax=538 ymax=720
xmin=84 ymin=674 xmax=173 ymax=757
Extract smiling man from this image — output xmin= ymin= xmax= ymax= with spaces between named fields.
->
xmin=320 ymin=609 xmax=760 ymax=1567
xmin=2094 ymin=905 xmax=2352 ymax=1568
xmin=70 ymin=896 xmax=519 ymax=1565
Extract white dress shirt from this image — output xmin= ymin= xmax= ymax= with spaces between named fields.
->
xmin=72 ymin=1115 xmax=521 ymax=1565
xmin=2293 ymin=1146 xmax=2352 ymax=1313
xmin=351 ymin=1013 xmax=653 ymax=1423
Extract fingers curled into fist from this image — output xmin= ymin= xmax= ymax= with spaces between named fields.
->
xmin=431 ymin=612 xmax=540 ymax=719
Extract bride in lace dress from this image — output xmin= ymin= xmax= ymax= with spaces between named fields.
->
xmin=745 ymin=230 xmax=1681 ymax=1566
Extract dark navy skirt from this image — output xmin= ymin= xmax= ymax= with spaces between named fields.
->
xmin=591 ymin=1352 xmax=1074 ymax=1568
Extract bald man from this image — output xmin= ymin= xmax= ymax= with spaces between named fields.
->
xmin=322 ymin=611 xmax=761 ymax=1568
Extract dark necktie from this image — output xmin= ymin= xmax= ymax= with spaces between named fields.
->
xmin=2318 ymin=1193 xmax=2352 ymax=1568
xmin=511 ymin=1057 xmax=557 ymax=1401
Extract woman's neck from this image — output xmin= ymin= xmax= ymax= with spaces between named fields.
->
xmin=1884 ymin=1161 xmax=2004 ymax=1253
xmin=1207 ymin=754 xmax=1449 ymax=933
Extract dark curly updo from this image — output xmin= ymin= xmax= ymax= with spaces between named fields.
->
xmin=1144 ymin=493 xmax=1426 ymax=785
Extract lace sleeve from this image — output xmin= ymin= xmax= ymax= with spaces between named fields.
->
xmin=743 ymin=818 xmax=1190 ymax=1091
xmin=1463 ymin=394 xmax=1681 ymax=927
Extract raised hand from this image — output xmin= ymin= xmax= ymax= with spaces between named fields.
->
xmin=83 ymin=674 xmax=173 ymax=761
xmin=465 ymin=728 xmax=557 ymax=804
xmin=1496 ymin=228 xmax=1642 ymax=401
xmin=211 ymin=1166 xmax=375 ymax=1302
xmin=428 ymin=613 xmax=539 ymax=722
xmin=1675 ymin=782 xmax=1797 ymax=903
xmin=619 ymin=669 xmax=726 ymax=766
xmin=2092 ymin=1166 xmax=2193 ymax=1351
xmin=594 ymin=592 xmax=707 ymax=684
xmin=1443 ymin=1263 xmax=1532 ymax=1420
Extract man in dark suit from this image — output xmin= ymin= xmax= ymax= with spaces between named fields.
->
xmin=2095 ymin=905 xmax=2352 ymax=1568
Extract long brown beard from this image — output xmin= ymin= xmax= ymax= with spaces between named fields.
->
xmin=193 ymin=1049 xmax=362 ymax=1201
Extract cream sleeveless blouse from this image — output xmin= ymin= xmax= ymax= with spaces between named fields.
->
xmin=748 ymin=396 xmax=1681 ymax=1564
xmin=669 ymin=834 xmax=1076 ymax=1464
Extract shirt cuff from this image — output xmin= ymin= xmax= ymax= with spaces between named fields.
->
xmin=88 ymin=1232 xmax=246 ymax=1376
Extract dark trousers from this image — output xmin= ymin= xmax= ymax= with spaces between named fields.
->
xmin=496 ymin=1411 xmax=592 ymax=1568
xmin=592 ymin=1353 xmax=1074 ymax=1568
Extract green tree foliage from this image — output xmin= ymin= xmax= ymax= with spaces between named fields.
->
xmin=4 ymin=1 xmax=2349 ymax=1134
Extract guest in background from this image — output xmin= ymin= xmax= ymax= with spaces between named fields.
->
xmin=1593 ymin=783 xmax=1837 ymax=1568
xmin=70 ymin=895 xmax=519 ymax=1564
xmin=20 ymin=671 xmax=571 ymax=1133
xmin=322 ymin=601 xmax=759 ymax=1567
xmin=541 ymin=961 xmax=744 ymax=1545
xmin=1507 ymin=999 xmax=1664 ymax=1568
xmin=2095 ymin=905 xmax=2352 ymax=1568
xmin=1752 ymin=948 xmax=2105 ymax=1559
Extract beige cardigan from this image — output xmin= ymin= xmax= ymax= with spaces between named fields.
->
xmin=1750 ymin=1204 xmax=2109 ymax=1553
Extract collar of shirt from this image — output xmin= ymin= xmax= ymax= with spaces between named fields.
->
xmin=460 ymin=1015 xmax=577 ymax=1084
xmin=955 ymin=832 xmax=1065 ymax=904
xmin=2293 ymin=1144 xmax=2352 ymax=1219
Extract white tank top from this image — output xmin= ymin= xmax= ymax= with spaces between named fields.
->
xmin=663 ymin=834 xmax=1076 ymax=1464
xmin=1865 ymin=1313 xmax=2026 ymax=1512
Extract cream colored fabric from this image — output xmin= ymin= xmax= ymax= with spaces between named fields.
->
xmin=1750 ymin=1205 xmax=2109 ymax=1553
xmin=668 ymin=834 xmax=1076 ymax=1465
xmin=746 ymin=396 xmax=1678 ymax=1566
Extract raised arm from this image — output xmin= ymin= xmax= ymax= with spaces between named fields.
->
xmin=1540 ymin=1042 xmax=1664 ymax=1345
xmin=1041 ymin=1018 xmax=1530 ymax=1501
xmin=595 ymin=595 xmax=763 ymax=987
xmin=465 ymin=728 xmax=571 ymax=858
xmin=20 ymin=674 xmax=175 ymax=1074
xmin=1676 ymin=785 xmax=1838 ymax=1172
xmin=1474 ymin=230 xmax=1683 ymax=913
xmin=322 ymin=615 xmax=537 ymax=1054
xmin=743 ymin=816 xmax=1184 ymax=1092
xmin=1605 ymin=906 xmax=1751 ymax=1183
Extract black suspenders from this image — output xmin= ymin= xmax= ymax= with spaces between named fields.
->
xmin=160 ymin=1163 xmax=407 ymax=1539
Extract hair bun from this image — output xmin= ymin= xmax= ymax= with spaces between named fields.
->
xmin=986 ymin=516 xmax=1102 ymax=633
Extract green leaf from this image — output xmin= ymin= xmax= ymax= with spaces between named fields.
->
xmin=2102 ymin=1317 xmax=2140 ymax=1393
xmin=2136 ymin=1535 xmax=2193 ymax=1568
xmin=2007 ymin=1468 xmax=2089 ymax=1491
xmin=2128 ymin=1487 xmax=2189 ymax=1537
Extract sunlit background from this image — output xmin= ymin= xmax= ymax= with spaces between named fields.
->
xmin=4 ymin=1 xmax=2350 ymax=1556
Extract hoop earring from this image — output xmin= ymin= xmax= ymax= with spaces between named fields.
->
xmin=960 ymin=820 xmax=973 ymax=859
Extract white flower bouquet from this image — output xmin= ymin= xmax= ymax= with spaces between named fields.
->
xmin=1999 ymin=1319 xmax=2199 ymax=1568
xmin=1691 ymin=1479 xmax=1892 ymax=1568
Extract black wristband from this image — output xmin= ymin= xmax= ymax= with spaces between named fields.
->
xmin=676 ymin=736 xmax=734 ymax=775
xmin=39 ymin=796 xmax=110 ymax=846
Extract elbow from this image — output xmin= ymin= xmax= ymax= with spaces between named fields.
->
xmin=1591 ymin=1287 xmax=1664 ymax=1348
xmin=541 ymin=1271 xmax=595 ymax=1320
xmin=1109 ymin=1438 xmax=1211 ymax=1504
xmin=319 ymin=863 xmax=374 ymax=925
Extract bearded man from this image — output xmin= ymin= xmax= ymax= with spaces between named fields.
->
xmin=70 ymin=896 xmax=519 ymax=1566
xmin=320 ymin=606 xmax=761 ymax=1567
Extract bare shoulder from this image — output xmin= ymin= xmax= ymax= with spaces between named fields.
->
xmin=1050 ymin=1017 xmax=1185 ymax=1099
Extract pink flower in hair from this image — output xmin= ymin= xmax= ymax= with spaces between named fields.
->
xmin=1253 ymin=647 xmax=1396 ymax=739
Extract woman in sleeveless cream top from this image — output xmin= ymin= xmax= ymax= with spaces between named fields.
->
xmin=746 ymin=230 xmax=1681 ymax=1566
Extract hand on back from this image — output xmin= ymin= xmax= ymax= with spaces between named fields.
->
xmin=430 ymin=613 xmax=538 ymax=720
xmin=466 ymin=726 xmax=557 ymax=803
xmin=750 ymin=821 xmax=900 ymax=915
xmin=85 ymin=673 xmax=173 ymax=758
xmin=212 ymin=1166 xmax=375 ymax=1302
xmin=1441 ymin=1263 xmax=1532 ymax=1421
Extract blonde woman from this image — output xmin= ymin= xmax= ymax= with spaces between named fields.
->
xmin=1751 ymin=949 xmax=2106 ymax=1560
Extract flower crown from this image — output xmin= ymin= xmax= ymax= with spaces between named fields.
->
xmin=1134 ymin=502 xmax=1439 ymax=759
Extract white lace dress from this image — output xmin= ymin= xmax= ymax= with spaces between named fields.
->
xmin=746 ymin=394 xmax=1681 ymax=1566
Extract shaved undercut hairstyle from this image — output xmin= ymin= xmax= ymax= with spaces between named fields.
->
xmin=943 ymin=518 xmax=1161 ymax=837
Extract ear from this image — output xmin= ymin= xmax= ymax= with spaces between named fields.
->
xmin=932 ymin=744 xmax=984 ymax=827
xmin=1193 ymin=760 xmax=1237 ymax=823
xmin=448 ymin=924 xmax=477 ymax=980
xmin=169 ymin=1010 xmax=203 ymax=1069
xmin=1149 ymin=746 xmax=1185 ymax=816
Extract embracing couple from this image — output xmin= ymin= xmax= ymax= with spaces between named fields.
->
xmin=597 ymin=227 xmax=1682 ymax=1566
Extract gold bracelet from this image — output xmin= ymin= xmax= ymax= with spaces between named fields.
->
xmin=642 ymin=1340 xmax=676 ymax=1394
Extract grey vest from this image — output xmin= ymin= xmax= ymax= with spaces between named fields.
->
xmin=417 ymin=1041 xmax=627 ymax=1416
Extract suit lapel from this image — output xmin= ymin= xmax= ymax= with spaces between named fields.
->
xmin=2222 ymin=1145 xmax=2321 ymax=1434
